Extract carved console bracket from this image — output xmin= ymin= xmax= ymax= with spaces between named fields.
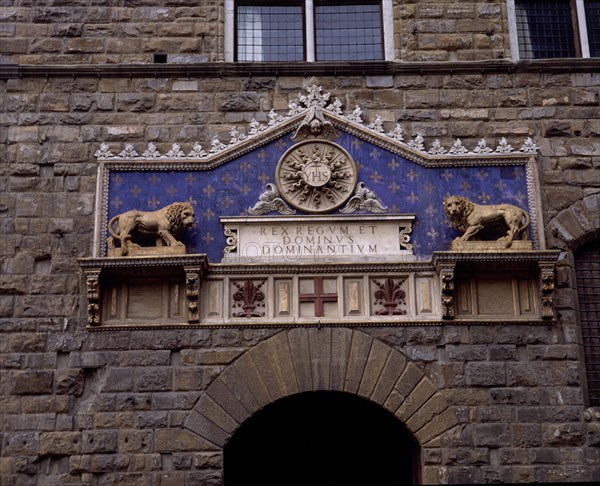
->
xmin=79 ymin=255 xmax=209 ymax=328
xmin=433 ymin=251 xmax=560 ymax=321
xmin=539 ymin=260 xmax=557 ymax=320
xmin=437 ymin=263 xmax=456 ymax=320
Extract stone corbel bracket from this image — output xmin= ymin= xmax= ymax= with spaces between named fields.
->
xmin=433 ymin=250 xmax=560 ymax=321
xmin=78 ymin=255 xmax=209 ymax=328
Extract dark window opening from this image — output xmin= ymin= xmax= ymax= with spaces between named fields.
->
xmin=153 ymin=53 xmax=168 ymax=63
xmin=315 ymin=3 xmax=383 ymax=61
xmin=236 ymin=4 xmax=304 ymax=62
xmin=234 ymin=1 xmax=384 ymax=62
xmin=576 ymin=240 xmax=600 ymax=405
xmin=224 ymin=390 xmax=421 ymax=486
xmin=515 ymin=0 xmax=577 ymax=59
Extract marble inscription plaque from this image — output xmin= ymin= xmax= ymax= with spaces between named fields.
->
xmin=221 ymin=215 xmax=415 ymax=263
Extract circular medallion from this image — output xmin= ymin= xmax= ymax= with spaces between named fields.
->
xmin=275 ymin=141 xmax=358 ymax=213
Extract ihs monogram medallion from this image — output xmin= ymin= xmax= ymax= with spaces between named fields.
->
xmin=275 ymin=141 xmax=358 ymax=213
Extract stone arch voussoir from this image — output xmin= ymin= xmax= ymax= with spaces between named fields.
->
xmin=184 ymin=327 xmax=459 ymax=448
xmin=546 ymin=193 xmax=600 ymax=251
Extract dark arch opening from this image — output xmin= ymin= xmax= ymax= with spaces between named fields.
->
xmin=575 ymin=239 xmax=600 ymax=406
xmin=223 ymin=391 xmax=421 ymax=486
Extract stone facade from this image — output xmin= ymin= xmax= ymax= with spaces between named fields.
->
xmin=1 ymin=1 xmax=600 ymax=485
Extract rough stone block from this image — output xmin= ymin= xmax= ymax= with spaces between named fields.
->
xmin=90 ymin=453 xmax=130 ymax=473
xmin=3 ymin=431 xmax=41 ymax=456
xmin=21 ymin=396 xmax=70 ymax=414
xmin=40 ymin=432 xmax=81 ymax=456
xmin=55 ymin=368 xmax=85 ymax=396
xmin=81 ymin=430 xmax=118 ymax=454
xmin=472 ymin=423 xmax=510 ymax=447
xmin=465 ymin=362 xmax=506 ymax=387
xmin=118 ymin=430 xmax=153 ymax=453
xmin=134 ymin=367 xmax=173 ymax=392
xmin=175 ymin=415 xmax=226 ymax=450
xmin=10 ymin=370 xmax=53 ymax=395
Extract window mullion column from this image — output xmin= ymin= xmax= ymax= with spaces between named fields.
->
xmin=225 ymin=0 xmax=234 ymax=62
xmin=576 ymin=0 xmax=591 ymax=57
xmin=306 ymin=0 xmax=315 ymax=62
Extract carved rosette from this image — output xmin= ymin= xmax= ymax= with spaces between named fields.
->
xmin=540 ymin=264 xmax=555 ymax=320
xmin=372 ymin=277 xmax=407 ymax=316
xmin=85 ymin=271 xmax=101 ymax=326
xmin=232 ymin=280 xmax=266 ymax=318
xmin=275 ymin=141 xmax=358 ymax=213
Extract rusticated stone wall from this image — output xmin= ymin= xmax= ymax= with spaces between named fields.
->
xmin=0 ymin=1 xmax=511 ymax=64
xmin=2 ymin=70 xmax=600 ymax=484
xmin=1 ymin=1 xmax=600 ymax=484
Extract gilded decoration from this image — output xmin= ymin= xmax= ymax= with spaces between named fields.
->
xmin=275 ymin=140 xmax=358 ymax=213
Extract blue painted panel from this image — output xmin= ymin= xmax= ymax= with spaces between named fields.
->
xmin=107 ymin=132 xmax=530 ymax=262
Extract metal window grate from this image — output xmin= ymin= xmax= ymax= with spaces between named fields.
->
xmin=576 ymin=240 xmax=600 ymax=406
xmin=516 ymin=0 xmax=576 ymax=59
xmin=315 ymin=3 xmax=383 ymax=61
xmin=585 ymin=0 xmax=600 ymax=57
xmin=236 ymin=5 xmax=304 ymax=62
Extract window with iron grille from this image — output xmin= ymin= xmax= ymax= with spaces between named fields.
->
xmin=230 ymin=1 xmax=391 ymax=62
xmin=575 ymin=240 xmax=600 ymax=406
xmin=509 ymin=0 xmax=600 ymax=59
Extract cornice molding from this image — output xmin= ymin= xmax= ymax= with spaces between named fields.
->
xmin=2 ymin=59 xmax=599 ymax=80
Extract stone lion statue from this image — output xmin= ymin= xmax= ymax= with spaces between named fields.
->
xmin=107 ymin=202 xmax=195 ymax=256
xmin=443 ymin=195 xmax=529 ymax=248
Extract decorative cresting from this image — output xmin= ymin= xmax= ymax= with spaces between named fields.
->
xmin=275 ymin=140 xmax=358 ymax=213
xmin=184 ymin=328 xmax=460 ymax=449
xmin=94 ymin=84 xmax=539 ymax=164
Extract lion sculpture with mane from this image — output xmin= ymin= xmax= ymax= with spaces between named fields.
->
xmin=107 ymin=202 xmax=195 ymax=256
xmin=443 ymin=195 xmax=529 ymax=248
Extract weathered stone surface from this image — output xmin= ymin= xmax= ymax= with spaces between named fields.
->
xmin=40 ymin=432 xmax=82 ymax=456
xmin=286 ymin=328 xmax=314 ymax=392
xmin=344 ymin=331 xmax=373 ymax=394
xmin=10 ymin=370 xmax=53 ymax=395
xmin=55 ymin=368 xmax=85 ymax=396
xmin=81 ymin=430 xmax=118 ymax=454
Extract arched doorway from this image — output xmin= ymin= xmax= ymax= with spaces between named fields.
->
xmin=223 ymin=390 xmax=421 ymax=486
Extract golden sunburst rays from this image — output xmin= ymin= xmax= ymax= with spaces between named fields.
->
xmin=276 ymin=141 xmax=357 ymax=213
